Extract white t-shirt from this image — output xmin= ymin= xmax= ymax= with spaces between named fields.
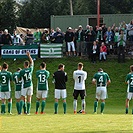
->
xmin=12 ymin=34 xmax=21 ymax=45
xmin=73 ymin=70 xmax=87 ymax=90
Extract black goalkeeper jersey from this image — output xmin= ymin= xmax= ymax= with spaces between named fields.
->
xmin=53 ymin=70 xmax=67 ymax=89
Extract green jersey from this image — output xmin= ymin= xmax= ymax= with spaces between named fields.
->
xmin=13 ymin=71 xmax=22 ymax=91
xmin=0 ymin=70 xmax=12 ymax=92
xmin=93 ymin=71 xmax=110 ymax=87
xmin=36 ymin=70 xmax=50 ymax=90
xmin=33 ymin=32 xmax=41 ymax=43
xmin=20 ymin=65 xmax=34 ymax=88
xmin=125 ymin=73 xmax=133 ymax=92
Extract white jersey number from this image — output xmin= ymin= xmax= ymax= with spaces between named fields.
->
xmin=38 ymin=74 xmax=46 ymax=83
xmin=99 ymin=76 xmax=103 ymax=86
xmin=130 ymin=78 xmax=133 ymax=85
xmin=99 ymin=76 xmax=103 ymax=83
xmin=24 ymin=73 xmax=31 ymax=81
xmin=2 ymin=75 xmax=6 ymax=84
xmin=14 ymin=75 xmax=19 ymax=83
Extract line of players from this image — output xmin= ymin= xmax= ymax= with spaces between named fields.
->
xmin=0 ymin=52 xmax=133 ymax=115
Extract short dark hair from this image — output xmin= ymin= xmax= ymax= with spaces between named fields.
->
xmin=98 ymin=68 xmax=103 ymax=72
xmin=58 ymin=64 xmax=64 ymax=69
xmin=40 ymin=62 xmax=46 ymax=68
xmin=130 ymin=65 xmax=133 ymax=71
xmin=24 ymin=60 xmax=29 ymax=67
xmin=3 ymin=62 xmax=8 ymax=69
xmin=17 ymin=67 xmax=21 ymax=71
xmin=78 ymin=62 xmax=83 ymax=68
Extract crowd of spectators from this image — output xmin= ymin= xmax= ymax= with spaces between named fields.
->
xmin=0 ymin=19 xmax=133 ymax=62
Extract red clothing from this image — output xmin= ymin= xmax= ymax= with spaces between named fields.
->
xmin=100 ymin=45 xmax=107 ymax=52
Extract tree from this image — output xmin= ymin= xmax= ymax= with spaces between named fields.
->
xmin=0 ymin=0 xmax=16 ymax=32
xmin=18 ymin=0 xmax=70 ymax=28
xmin=17 ymin=0 xmax=133 ymax=28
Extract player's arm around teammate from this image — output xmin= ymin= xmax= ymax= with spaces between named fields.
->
xmin=92 ymin=68 xmax=111 ymax=114
xmin=53 ymin=64 xmax=67 ymax=114
xmin=35 ymin=62 xmax=50 ymax=114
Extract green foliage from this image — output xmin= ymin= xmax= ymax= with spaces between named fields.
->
xmin=18 ymin=0 xmax=70 ymax=28
xmin=17 ymin=0 xmax=133 ymax=28
xmin=0 ymin=0 xmax=16 ymax=32
xmin=0 ymin=0 xmax=133 ymax=31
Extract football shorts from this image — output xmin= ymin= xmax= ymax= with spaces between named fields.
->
xmin=55 ymin=89 xmax=67 ymax=99
xmin=21 ymin=86 xmax=33 ymax=96
xmin=36 ymin=90 xmax=48 ymax=99
xmin=96 ymin=87 xmax=107 ymax=100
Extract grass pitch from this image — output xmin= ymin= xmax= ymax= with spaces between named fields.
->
xmin=0 ymin=57 xmax=133 ymax=132
xmin=0 ymin=113 xmax=133 ymax=133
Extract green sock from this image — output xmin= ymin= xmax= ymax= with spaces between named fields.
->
xmin=8 ymin=102 xmax=12 ymax=113
xmin=16 ymin=102 xmax=20 ymax=114
xmin=94 ymin=101 xmax=98 ymax=112
xmin=41 ymin=100 xmax=46 ymax=113
xmin=54 ymin=102 xmax=58 ymax=113
xmin=20 ymin=100 xmax=24 ymax=114
xmin=63 ymin=102 xmax=67 ymax=114
xmin=101 ymin=102 xmax=105 ymax=113
xmin=23 ymin=102 xmax=27 ymax=114
xmin=126 ymin=108 xmax=128 ymax=114
xmin=132 ymin=109 xmax=133 ymax=114
xmin=36 ymin=101 xmax=40 ymax=113
xmin=27 ymin=102 xmax=31 ymax=114
xmin=1 ymin=104 xmax=6 ymax=113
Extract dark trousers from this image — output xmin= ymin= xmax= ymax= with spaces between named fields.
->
xmin=91 ymin=53 xmax=97 ymax=63
xmin=86 ymin=42 xmax=92 ymax=58
xmin=118 ymin=45 xmax=125 ymax=63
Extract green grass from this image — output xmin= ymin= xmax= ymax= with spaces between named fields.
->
xmin=0 ymin=114 xmax=133 ymax=133
xmin=0 ymin=57 xmax=133 ymax=132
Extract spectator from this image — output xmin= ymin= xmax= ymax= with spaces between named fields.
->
xmin=25 ymin=29 xmax=34 ymax=45
xmin=114 ymin=27 xmax=120 ymax=54
xmin=1 ymin=29 xmax=12 ymax=45
xmin=96 ymin=27 xmax=103 ymax=43
xmin=0 ymin=30 xmax=3 ymax=56
xmin=53 ymin=27 xmax=64 ymax=44
xmin=117 ymin=29 xmax=126 ymax=63
xmin=64 ymin=27 xmax=69 ymax=56
xmin=84 ymin=25 xmax=90 ymax=56
xmin=73 ymin=28 xmax=78 ymax=52
xmin=127 ymin=20 xmax=133 ymax=43
xmin=19 ymin=34 xmax=25 ymax=45
xmin=84 ymin=25 xmax=96 ymax=58
xmin=41 ymin=28 xmax=50 ymax=43
xmin=0 ymin=30 xmax=3 ymax=44
xmin=65 ymin=27 xmax=76 ymax=56
xmin=94 ymin=25 xmax=99 ymax=35
xmin=105 ymin=27 xmax=114 ymax=54
xmin=90 ymin=41 xmax=99 ymax=63
xmin=75 ymin=25 xmax=84 ymax=58
xmin=33 ymin=28 xmax=41 ymax=45
xmin=50 ymin=28 xmax=55 ymax=43
xmin=11 ymin=29 xmax=22 ymax=45
xmin=102 ymin=23 xmax=107 ymax=42
xmin=99 ymin=42 xmax=107 ymax=61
